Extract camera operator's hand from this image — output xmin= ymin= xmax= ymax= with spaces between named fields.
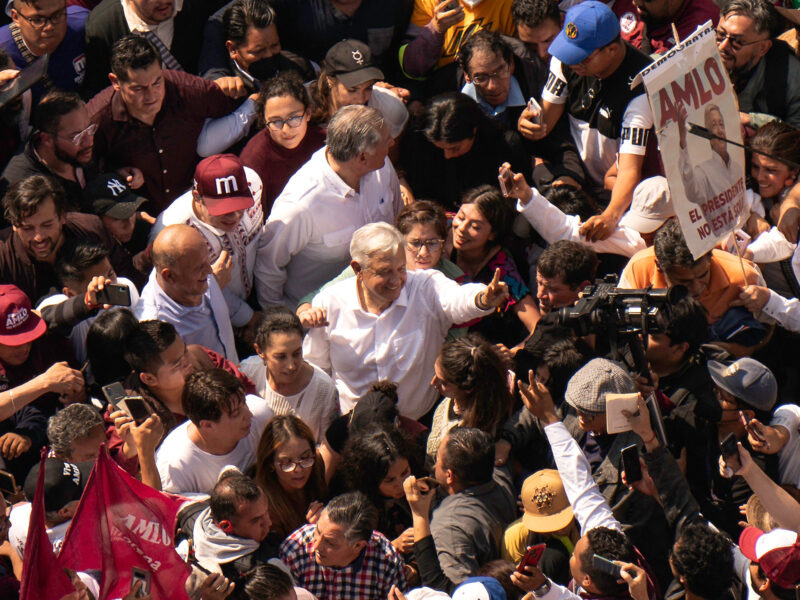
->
xmin=518 ymin=369 xmax=559 ymax=425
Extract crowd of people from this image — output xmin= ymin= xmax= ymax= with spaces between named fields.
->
xmin=0 ymin=0 xmax=799 ymax=597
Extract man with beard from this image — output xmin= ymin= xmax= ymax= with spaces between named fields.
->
xmin=716 ymin=0 xmax=800 ymax=129
xmin=611 ymin=0 xmax=719 ymax=55
xmin=0 ymin=91 xmax=143 ymax=208
xmin=0 ymin=175 xmax=140 ymax=303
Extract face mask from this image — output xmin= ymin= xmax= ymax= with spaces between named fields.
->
xmin=460 ymin=0 xmax=484 ymax=6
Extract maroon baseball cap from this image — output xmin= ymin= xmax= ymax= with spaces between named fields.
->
xmin=739 ymin=526 xmax=800 ymax=588
xmin=0 ymin=285 xmax=46 ymax=346
xmin=193 ymin=154 xmax=254 ymax=216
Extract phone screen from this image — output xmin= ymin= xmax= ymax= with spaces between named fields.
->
xmin=621 ymin=444 xmax=642 ymax=484
xmin=122 ymin=397 xmax=151 ymax=425
xmin=720 ymin=432 xmax=739 ymax=458
xmin=0 ymin=470 xmax=16 ymax=495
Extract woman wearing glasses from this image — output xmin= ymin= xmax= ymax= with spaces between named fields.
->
xmin=254 ymin=414 xmax=329 ymax=538
xmin=240 ymin=308 xmax=339 ymax=443
xmin=296 ymin=201 xmax=467 ymax=340
xmin=240 ymin=71 xmax=325 ymax=215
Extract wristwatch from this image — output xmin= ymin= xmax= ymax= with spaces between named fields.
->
xmin=532 ymin=579 xmax=551 ymax=597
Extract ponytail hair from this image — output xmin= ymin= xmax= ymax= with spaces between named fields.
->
xmin=437 ymin=333 xmax=511 ymax=436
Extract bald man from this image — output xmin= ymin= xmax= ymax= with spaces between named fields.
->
xmin=134 ymin=225 xmax=238 ymax=361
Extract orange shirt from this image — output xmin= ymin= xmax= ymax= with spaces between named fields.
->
xmin=409 ymin=0 xmax=516 ymax=69
xmin=619 ymin=248 xmax=763 ymax=323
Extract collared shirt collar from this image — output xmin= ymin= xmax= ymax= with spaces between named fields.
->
xmin=461 ymin=75 xmax=525 ymax=119
xmin=316 ymin=147 xmax=357 ymax=200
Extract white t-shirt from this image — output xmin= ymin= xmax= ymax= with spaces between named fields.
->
xmin=771 ymin=404 xmax=800 ymax=489
xmin=9 ymin=501 xmax=71 ymax=559
xmin=155 ymin=395 xmax=273 ymax=494
xmin=239 ymin=358 xmax=339 ymax=443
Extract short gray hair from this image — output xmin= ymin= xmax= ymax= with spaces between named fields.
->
xmin=47 ymin=404 xmax=104 ymax=459
xmin=324 ymin=492 xmax=378 ymax=544
xmin=721 ymin=0 xmax=774 ymax=35
xmin=326 ymin=105 xmax=385 ymax=162
xmin=350 ymin=222 xmax=404 ymax=267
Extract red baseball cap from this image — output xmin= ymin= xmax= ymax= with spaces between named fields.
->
xmin=193 ymin=154 xmax=254 ymax=216
xmin=739 ymin=526 xmax=800 ymax=588
xmin=0 ymin=285 xmax=46 ymax=346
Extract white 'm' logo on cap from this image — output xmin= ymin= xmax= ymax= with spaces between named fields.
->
xmin=5 ymin=308 xmax=27 ymax=330
xmin=215 ymin=176 xmax=238 ymax=195
xmin=106 ymin=178 xmax=126 ymax=197
xmin=352 ymin=50 xmax=364 ymax=65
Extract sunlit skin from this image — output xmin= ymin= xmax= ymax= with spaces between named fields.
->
xmin=404 ymin=222 xmax=444 ymax=270
xmin=356 ymin=248 xmax=407 ymax=309
xmin=452 ymin=203 xmax=495 ymax=255
xmin=140 ymin=337 xmax=195 ymax=398
xmin=264 ymin=95 xmax=310 ymax=150
xmin=62 ymin=257 xmax=116 ymax=297
xmin=465 ymin=49 xmax=513 ymax=108
xmin=517 ymin=20 xmax=561 ymax=61
xmin=230 ymin=491 xmax=272 ymax=542
xmin=12 ymin=196 xmax=66 ymax=264
xmin=11 ymin=0 xmax=66 ymax=56
xmin=129 ymin=0 xmax=173 ymax=24
xmin=256 ymin=331 xmax=313 ymax=395
xmin=109 ymin=62 xmax=166 ymax=126
xmin=751 ymin=153 xmax=797 ymax=200
xmin=329 ymin=78 xmax=376 ymax=112
xmin=378 ymin=458 xmax=411 ymax=500
xmin=659 ymin=257 xmax=712 ymax=299
xmin=716 ymin=14 xmax=770 ymax=77
xmin=192 ymin=193 xmax=245 ymax=232
xmin=312 ymin=511 xmax=366 ymax=567
xmin=200 ymin=395 xmax=253 ymax=453
xmin=274 ymin=436 xmax=316 ymax=492
xmin=431 ymin=135 xmax=476 ymax=159
xmin=227 ymin=23 xmax=281 ymax=71
xmin=535 ymin=270 xmax=582 ymax=314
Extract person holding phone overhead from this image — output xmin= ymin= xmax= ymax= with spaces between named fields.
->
xmin=303 ymin=222 xmax=509 ymax=420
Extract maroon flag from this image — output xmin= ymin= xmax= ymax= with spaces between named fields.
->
xmin=20 ymin=452 xmax=74 ymax=600
xmin=58 ymin=448 xmax=191 ymax=599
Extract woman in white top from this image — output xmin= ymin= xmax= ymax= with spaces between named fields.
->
xmin=240 ymin=308 xmax=339 ymax=442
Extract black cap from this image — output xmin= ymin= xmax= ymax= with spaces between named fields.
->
xmin=83 ymin=173 xmax=146 ymax=220
xmin=323 ymin=39 xmax=384 ymax=88
xmin=24 ymin=458 xmax=93 ymax=512
xmin=349 ymin=389 xmax=398 ymax=433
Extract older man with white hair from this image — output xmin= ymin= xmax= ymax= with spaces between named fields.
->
xmin=256 ymin=104 xmax=403 ymax=309
xmin=303 ymin=223 xmax=509 ymax=419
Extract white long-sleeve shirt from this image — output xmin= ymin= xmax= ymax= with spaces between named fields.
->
xmin=303 ymin=269 xmax=491 ymax=419
xmin=255 ymin=147 xmax=402 ymax=308
xmin=516 ymin=191 xmax=646 ymax=258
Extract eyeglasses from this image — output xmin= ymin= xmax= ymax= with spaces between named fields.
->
xmin=16 ymin=8 xmax=66 ymax=28
xmin=50 ymin=123 xmax=98 ymax=146
xmin=714 ymin=28 xmax=765 ymax=51
xmin=406 ymin=238 xmax=444 ymax=253
xmin=470 ymin=63 xmax=510 ymax=86
xmin=276 ymin=456 xmax=315 ymax=472
xmin=265 ymin=112 xmax=306 ymax=131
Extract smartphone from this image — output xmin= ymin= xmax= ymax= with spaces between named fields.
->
xmin=527 ymin=96 xmax=542 ymax=124
xmin=498 ymin=166 xmax=514 ymax=197
xmin=517 ymin=543 xmax=546 ymax=573
xmin=621 ymin=444 xmax=642 ymax=484
xmin=417 ymin=476 xmax=440 ymax=493
xmin=122 ymin=397 xmax=151 ymax=426
xmin=131 ymin=567 xmax=150 ymax=597
xmin=0 ymin=470 xmax=16 ymax=496
xmin=0 ymin=53 xmax=49 ymax=111
xmin=95 ymin=283 xmax=131 ymax=307
xmin=740 ymin=411 xmax=766 ymax=443
xmin=719 ymin=432 xmax=739 ymax=459
xmin=592 ymin=554 xmax=622 ymax=578
xmin=102 ymin=381 xmax=127 ymax=407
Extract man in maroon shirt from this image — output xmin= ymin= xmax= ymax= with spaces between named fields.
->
xmin=612 ymin=0 xmax=719 ymax=54
xmin=87 ymin=35 xmax=236 ymax=214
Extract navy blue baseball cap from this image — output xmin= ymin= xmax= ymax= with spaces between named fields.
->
xmin=549 ymin=1 xmax=621 ymax=66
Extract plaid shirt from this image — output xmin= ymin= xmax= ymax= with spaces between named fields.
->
xmin=279 ymin=524 xmax=406 ymax=600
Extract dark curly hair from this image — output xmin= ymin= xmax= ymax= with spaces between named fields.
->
xmin=579 ymin=527 xmax=636 ymax=596
xmin=671 ymin=523 xmax=734 ymax=599
xmin=654 ymin=218 xmax=705 ymax=272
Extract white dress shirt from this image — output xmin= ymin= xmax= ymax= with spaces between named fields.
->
xmin=302 ymin=269 xmax=490 ymax=419
xmin=679 ymin=146 xmax=744 ymax=214
xmin=135 ymin=272 xmax=238 ymax=362
xmin=152 ymin=167 xmax=265 ymax=327
xmin=516 ymin=189 xmax=646 ymax=257
xmin=255 ymin=147 xmax=402 ymax=308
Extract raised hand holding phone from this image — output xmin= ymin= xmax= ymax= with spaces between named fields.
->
xmin=498 ymin=162 xmax=533 ymax=204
